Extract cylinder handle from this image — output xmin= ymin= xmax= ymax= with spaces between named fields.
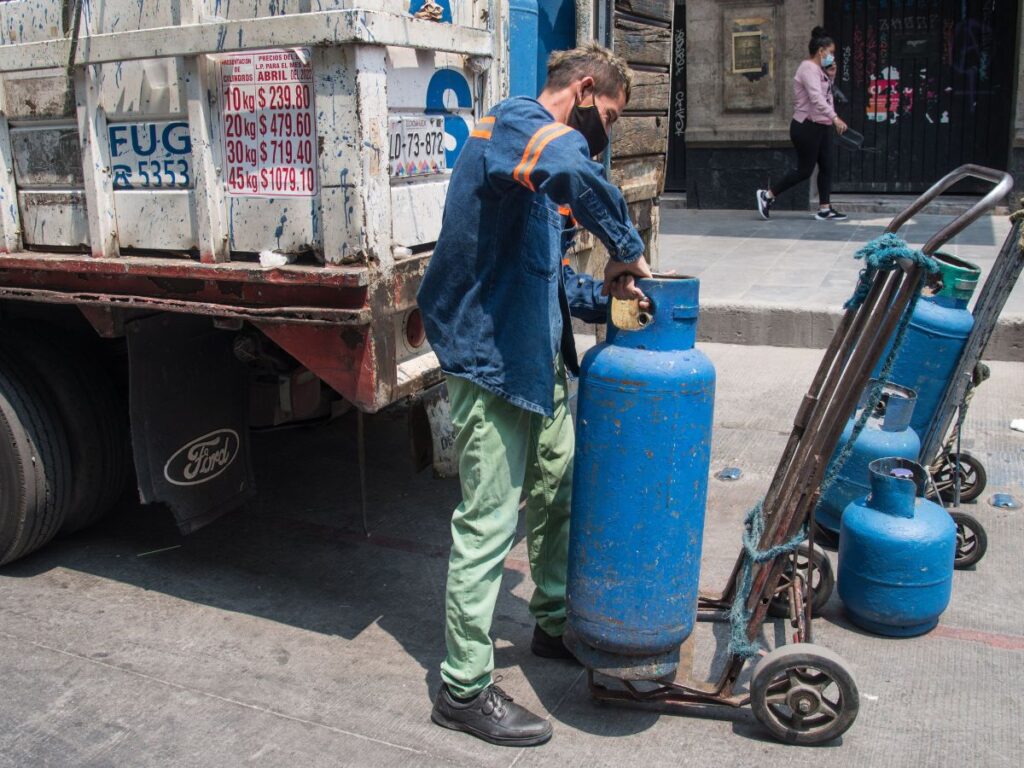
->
xmin=671 ymin=304 xmax=699 ymax=321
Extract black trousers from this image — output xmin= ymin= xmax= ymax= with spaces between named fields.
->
xmin=771 ymin=119 xmax=833 ymax=205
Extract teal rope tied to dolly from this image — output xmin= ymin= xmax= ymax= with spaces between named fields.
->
xmin=727 ymin=503 xmax=808 ymax=659
xmin=727 ymin=233 xmax=939 ymax=660
xmin=821 ymin=234 xmax=939 ymax=496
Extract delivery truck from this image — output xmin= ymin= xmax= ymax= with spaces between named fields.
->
xmin=0 ymin=0 xmax=672 ymax=565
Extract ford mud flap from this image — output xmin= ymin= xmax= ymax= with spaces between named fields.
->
xmin=127 ymin=314 xmax=254 ymax=533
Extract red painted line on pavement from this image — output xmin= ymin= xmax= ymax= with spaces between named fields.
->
xmin=931 ymin=624 xmax=1024 ymax=651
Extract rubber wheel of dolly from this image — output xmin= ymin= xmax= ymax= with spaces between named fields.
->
xmin=0 ymin=323 xmax=129 ymax=535
xmin=928 ymin=451 xmax=987 ymax=505
xmin=750 ymin=643 xmax=860 ymax=746
xmin=950 ymin=511 xmax=988 ymax=570
xmin=811 ymin=522 xmax=840 ymax=551
xmin=0 ymin=346 xmax=72 ymax=566
xmin=768 ymin=543 xmax=835 ymax=618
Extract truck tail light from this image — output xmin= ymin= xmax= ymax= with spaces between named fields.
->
xmin=405 ymin=309 xmax=426 ymax=348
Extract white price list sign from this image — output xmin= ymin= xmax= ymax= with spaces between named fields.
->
xmin=218 ymin=48 xmax=319 ymax=197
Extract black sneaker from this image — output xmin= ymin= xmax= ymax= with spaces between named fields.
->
xmin=815 ymin=207 xmax=849 ymax=221
xmin=530 ymin=625 xmax=579 ymax=662
xmin=431 ymin=682 xmax=553 ymax=747
xmin=756 ymin=189 xmax=774 ymax=220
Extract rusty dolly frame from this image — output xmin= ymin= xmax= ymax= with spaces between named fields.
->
xmin=586 ymin=165 xmax=1014 ymax=745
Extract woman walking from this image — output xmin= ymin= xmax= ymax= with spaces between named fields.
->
xmin=757 ymin=26 xmax=848 ymax=221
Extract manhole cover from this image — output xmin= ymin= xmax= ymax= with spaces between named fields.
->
xmin=989 ymin=493 xmax=1021 ymax=510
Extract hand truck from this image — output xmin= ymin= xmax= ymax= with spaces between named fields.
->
xmin=585 ymin=166 xmax=1013 ymax=745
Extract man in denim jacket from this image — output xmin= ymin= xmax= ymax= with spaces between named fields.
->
xmin=420 ymin=44 xmax=651 ymax=746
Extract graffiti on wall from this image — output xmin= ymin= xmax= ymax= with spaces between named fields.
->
xmin=850 ymin=0 xmax=999 ymax=128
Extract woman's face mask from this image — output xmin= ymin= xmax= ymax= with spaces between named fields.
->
xmin=821 ymin=51 xmax=836 ymax=68
xmin=567 ymin=89 xmax=609 ymax=158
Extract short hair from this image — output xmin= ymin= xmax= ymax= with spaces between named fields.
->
xmin=545 ymin=43 xmax=633 ymax=103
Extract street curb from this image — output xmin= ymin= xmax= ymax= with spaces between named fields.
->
xmin=696 ymin=300 xmax=1024 ymax=362
xmin=660 ymin=194 xmax=1011 ymax=216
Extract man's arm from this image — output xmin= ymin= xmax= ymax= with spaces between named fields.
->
xmin=486 ymin=110 xmax=645 ymax=264
xmin=562 ymin=261 xmax=608 ymax=323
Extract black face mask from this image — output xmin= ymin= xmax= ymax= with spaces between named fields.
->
xmin=568 ymin=99 xmax=609 ymax=158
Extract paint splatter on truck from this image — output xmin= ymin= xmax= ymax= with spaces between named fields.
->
xmin=0 ymin=0 xmax=503 ymax=554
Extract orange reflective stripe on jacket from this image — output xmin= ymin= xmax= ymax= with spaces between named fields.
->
xmin=470 ymin=115 xmax=495 ymax=139
xmin=513 ymin=122 xmax=571 ymax=191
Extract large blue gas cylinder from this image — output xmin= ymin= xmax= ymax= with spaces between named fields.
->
xmin=566 ymin=277 xmax=715 ymax=680
xmin=881 ymin=252 xmax=980 ymax=438
xmin=536 ymin=0 xmax=576 ymax=93
xmin=509 ymin=0 xmax=540 ymax=97
xmin=838 ymin=457 xmax=956 ymax=637
xmin=816 ymin=382 xmax=921 ymax=536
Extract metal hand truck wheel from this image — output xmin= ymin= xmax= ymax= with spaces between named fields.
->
xmin=916 ymin=181 xmax=1023 ymax=568
xmin=584 ymin=166 xmax=1013 ymax=745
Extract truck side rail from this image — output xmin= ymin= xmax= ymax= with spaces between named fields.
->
xmin=0 ymin=10 xmax=493 ymax=72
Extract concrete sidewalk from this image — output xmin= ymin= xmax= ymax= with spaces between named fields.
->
xmin=658 ymin=208 xmax=1023 ymax=360
xmin=1 ymin=344 xmax=1021 ymax=767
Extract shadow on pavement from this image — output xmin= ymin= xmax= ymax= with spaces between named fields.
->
xmin=1 ymin=410 xmax=523 ymax=709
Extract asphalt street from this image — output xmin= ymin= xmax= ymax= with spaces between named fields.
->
xmin=2 ymin=342 xmax=1021 ymax=767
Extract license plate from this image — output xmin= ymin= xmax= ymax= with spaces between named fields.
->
xmin=389 ymin=115 xmax=446 ymax=178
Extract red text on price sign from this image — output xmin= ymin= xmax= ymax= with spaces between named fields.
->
xmin=218 ymin=49 xmax=319 ymax=197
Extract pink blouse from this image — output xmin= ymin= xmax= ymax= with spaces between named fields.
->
xmin=792 ymin=59 xmax=836 ymax=125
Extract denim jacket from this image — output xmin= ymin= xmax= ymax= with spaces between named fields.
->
xmin=417 ymin=97 xmax=645 ymax=416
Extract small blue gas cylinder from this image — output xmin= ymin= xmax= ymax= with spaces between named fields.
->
xmin=815 ymin=382 xmax=921 ymax=536
xmin=509 ymin=0 xmax=540 ymax=97
xmin=838 ymin=458 xmax=956 ymax=637
xmin=566 ymin=277 xmax=715 ymax=679
xmin=881 ymin=252 xmax=980 ymax=438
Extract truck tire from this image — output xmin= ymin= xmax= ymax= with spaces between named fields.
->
xmin=0 ymin=347 xmax=72 ymax=566
xmin=0 ymin=324 xmax=129 ymax=534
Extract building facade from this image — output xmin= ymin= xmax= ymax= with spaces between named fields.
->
xmin=667 ymin=0 xmax=1024 ymax=208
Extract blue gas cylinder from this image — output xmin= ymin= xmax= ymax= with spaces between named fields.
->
xmin=566 ymin=277 xmax=715 ymax=680
xmin=509 ymin=0 xmax=540 ymax=97
xmin=838 ymin=457 xmax=956 ymax=637
xmin=536 ymin=0 xmax=576 ymax=93
xmin=816 ymin=382 xmax=921 ymax=536
xmin=881 ymin=252 xmax=980 ymax=438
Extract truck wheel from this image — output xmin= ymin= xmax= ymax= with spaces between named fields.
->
xmin=0 ymin=347 xmax=72 ymax=565
xmin=0 ymin=324 xmax=129 ymax=534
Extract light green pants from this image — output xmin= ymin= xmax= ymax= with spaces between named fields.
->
xmin=440 ymin=365 xmax=574 ymax=698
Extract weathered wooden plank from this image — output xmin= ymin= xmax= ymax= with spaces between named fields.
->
xmin=391 ymin=178 xmax=449 ymax=248
xmin=226 ymin=196 xmax=318 ymax=255
xmin=616 ymin=0 xmax=673 ymax=23
xmin=353 ymin=45 xmax=392 ymax=266
xmin=10 ymin=127 xmax=83 ymax=186
xmin=612 ymin=115 xmax=668 ymax=159
xmin=0 ymin=11 xmax=494 ymax=72
xmin=612 ymin=155 xmax=665 ymax=202
xmin=185 ymin=54 xmax=228 ymax=262
xmin=628 ymin=198 xmax=654 ymax=231
xmin=1 ymin=70 xmax=74 ymax=118
xmin=74 ymin=65 xmax=119 ymax=257
xmin=18 ymin=190 xmax=89 ymax=248
xmin=0 ymin=78 xmax=21 ymax=252
xmin=627 ymin=70 xmax=669 ymax=112
xmin=613 ymin=17 xmax=671 ymax=67
xmin=114 ymin=190 xmax=196 ymax=251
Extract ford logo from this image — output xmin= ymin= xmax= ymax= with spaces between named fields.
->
xmin=164 ymin=429 xmax=240 ymax=486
